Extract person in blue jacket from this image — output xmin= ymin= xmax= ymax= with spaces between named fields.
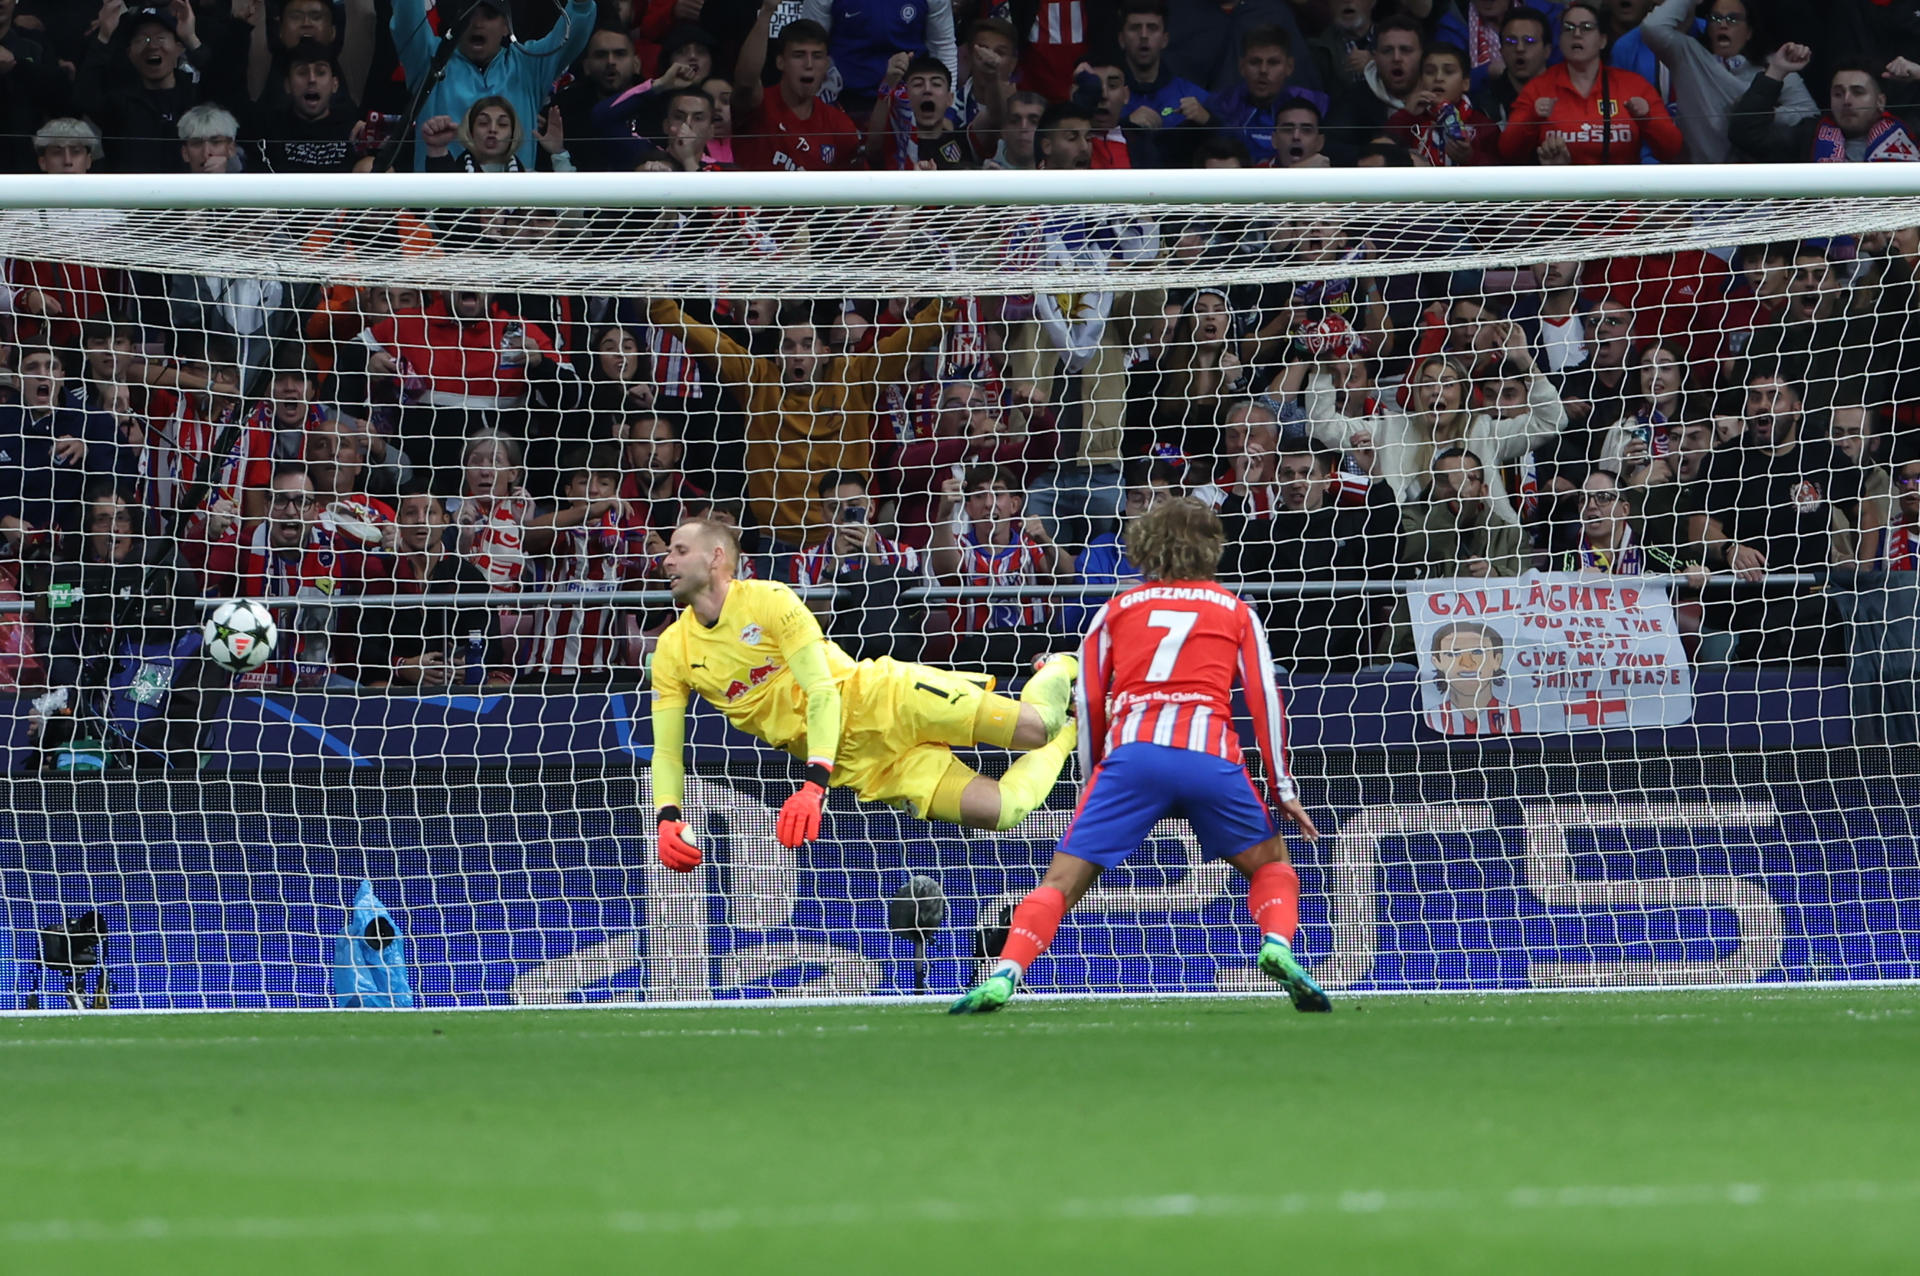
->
xmin=1120 ymin=0 xmax=1211 ymax=134
xmin=1203 ymin=26 xmax=1330 ymax=165
xmin=390 ymin=0 xmax=595 ymax=170
xmin=1435 ymin=1 xmax=1565 ymax=103
xmin=1605 ymin=0 xmax=1664 ymax=86
xmin=1061 ymin=462 xmax=1178 ymax=635
xmin=801 ymin=0 xmax=957 ymax=120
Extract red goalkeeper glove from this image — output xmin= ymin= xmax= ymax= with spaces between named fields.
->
xmin=657 ymin=807 xmax=701 ymax=872
xmin=777 ymin=768 xmax=830 ymax=847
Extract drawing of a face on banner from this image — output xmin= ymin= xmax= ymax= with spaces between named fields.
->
xmin=1424 ymin=618 xmax=1525 ymax=736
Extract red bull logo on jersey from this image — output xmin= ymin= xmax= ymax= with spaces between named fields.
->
xmin=724 ymin=662 xmax=780 ymax=701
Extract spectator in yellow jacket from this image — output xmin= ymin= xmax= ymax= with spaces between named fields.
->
xmin=647 ymin=298 xmax=951 ymax=542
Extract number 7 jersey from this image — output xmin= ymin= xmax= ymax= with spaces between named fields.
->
xmin=1075 ymin=580 xmax=1297 ymax=803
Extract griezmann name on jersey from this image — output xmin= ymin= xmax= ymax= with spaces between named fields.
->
xmin=1076 ymin=580 xmax=1296 ymax=802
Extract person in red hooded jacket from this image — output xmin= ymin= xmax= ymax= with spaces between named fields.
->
xmin=1498 ymin=2 xmax=1683 ymax=165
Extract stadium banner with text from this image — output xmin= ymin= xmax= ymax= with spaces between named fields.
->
xmin=1410 ymin=573 xmax=1693 ymax=736
xmin=3 ymin=761 xmax=1914 ymax=1009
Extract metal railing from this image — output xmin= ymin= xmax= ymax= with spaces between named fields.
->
xmin=0 ymin=572 xmax=1833 ymax=614
xmin=900 ymin=574 xmax=1825 ymax=602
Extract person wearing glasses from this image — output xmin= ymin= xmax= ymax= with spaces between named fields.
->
xmin=1439 ymin=1 xmax=1565 ymax=94
xmin=240 ymin=463 xmax=372 ymax=688
xmin=1640 ymin=0 xmax=1817 ymax=163
xmin=1866 ymin=456 xmax=1920 ymax=571
xmin=1498 ymin=2 xmax=1684 ymax=163
xmin=1560 ymin=467 xmax=1704 ymax=580
xmin=1564 ymin=464 xmax=1721 ymax=654
xmin=1479 ymin=5 xmax=1559 ymax=121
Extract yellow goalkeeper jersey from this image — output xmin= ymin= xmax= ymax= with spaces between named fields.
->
xmin=649 ymin=578 xmax=854 ymax=808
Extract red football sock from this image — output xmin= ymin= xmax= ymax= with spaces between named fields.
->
xmin=999 ymin=886 xmax=1068 ymax=971
xmin=1247 ymin=861 xmax=1300 ymax=943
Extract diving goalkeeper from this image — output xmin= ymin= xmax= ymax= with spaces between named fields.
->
xmin=650 ymin=517 xmax=1080 ymax=867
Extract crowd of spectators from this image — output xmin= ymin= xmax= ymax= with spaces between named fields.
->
xmin=6 ymin=0 xmax=1920 ymax=762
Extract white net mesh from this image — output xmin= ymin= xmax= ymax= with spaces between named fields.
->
xmin=3 ymin=173 xmax=1917 ymax=1009
xmin=14 ymin=184 xmax=1920 ymax=298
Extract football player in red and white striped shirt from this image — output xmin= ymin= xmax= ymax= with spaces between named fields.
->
xmin=952 ymin=496 xmax=1329 ymax=1014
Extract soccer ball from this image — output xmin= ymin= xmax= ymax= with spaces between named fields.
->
xmin=202 ymin=600 xmax=278 ymax=674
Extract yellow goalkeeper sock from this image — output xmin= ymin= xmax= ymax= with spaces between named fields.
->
xmin=993 ymin=720 xmax=1077 ymax=831
xmin=1019 ymin=653 xmax=1078 ymax=740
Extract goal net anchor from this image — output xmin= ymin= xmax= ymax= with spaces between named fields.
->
xmin=887 ymin=875 xmax=949 ymax=994
xmin=26 ymin=911 xmax=111 ymax=1011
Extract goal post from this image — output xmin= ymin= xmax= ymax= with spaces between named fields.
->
xmin=3 ymin=166 xmax=1918 ymax=1009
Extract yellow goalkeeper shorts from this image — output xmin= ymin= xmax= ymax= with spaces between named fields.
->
xmin=831 ymin=658 xmax=997 ymax=818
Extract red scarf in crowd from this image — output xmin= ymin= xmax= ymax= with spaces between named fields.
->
xmin=1464 ymin=5 xmax=1501 ymax=69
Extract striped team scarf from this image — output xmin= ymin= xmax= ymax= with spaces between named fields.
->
xmin=1577 ymin=524 xmax=1644 ymax=574
xmin=1813 ymin=113 xmax=1920 ymax=162
xmin=1516 ymin=450 xmax=1541 ymax=519
xmin=940 ymin=295 xmax=992 ymax=383
xmin=1465 ymin=4 xmax=1501 ymax=69
xmin=648 ymin=327 xmax=702 ymax=399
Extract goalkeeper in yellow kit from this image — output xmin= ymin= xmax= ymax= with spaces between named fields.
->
xmin=650 ymin=517 xmax=1081 ymax=868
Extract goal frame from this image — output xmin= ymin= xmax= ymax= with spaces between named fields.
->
xmin=6 ymin=163 xmax=1920 ymax=1011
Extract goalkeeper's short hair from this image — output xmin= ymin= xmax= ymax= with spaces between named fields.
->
xmin=680 ymin=515 xmax=742 ymax=568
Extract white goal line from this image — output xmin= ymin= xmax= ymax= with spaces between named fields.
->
xmin=4 ymin=980 xmax=1913 ymax=1020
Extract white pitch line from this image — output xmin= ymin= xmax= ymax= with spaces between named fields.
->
xmin=5 ymin=979 xmax=1919 ymax=1019
xmin=6 ymin=1181 xmax=1918 ymax=1245
xmin=7 ymin=993 xmax=1914 ymax=1048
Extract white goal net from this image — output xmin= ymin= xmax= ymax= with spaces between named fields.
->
xmin=3 ymin=168 xmax=1916 ymax=1009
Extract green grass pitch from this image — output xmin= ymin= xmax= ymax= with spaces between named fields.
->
xmin=4 ymin=988 xmax=1917 ymax=1274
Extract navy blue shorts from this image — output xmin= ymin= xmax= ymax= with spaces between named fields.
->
xmin=1056 ymin=743 xmax=1277 ymax=870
